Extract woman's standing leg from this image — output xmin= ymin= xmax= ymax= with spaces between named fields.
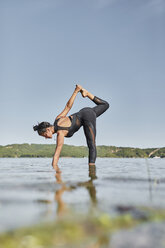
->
xmin=79 ymin=108 xmax=97 ymax=165
xmin=80 ymin=88 xmax=109 ymax=165
xmin=83 ymin=119 xmax=97 ymax=165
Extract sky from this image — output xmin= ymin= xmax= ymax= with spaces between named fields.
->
xmin=0 ymin=0 xmax=165 ymax=148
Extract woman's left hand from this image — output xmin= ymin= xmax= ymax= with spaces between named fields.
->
xmin=52 ymin=159 xmax=57 ymax=168
xmin=54 ymin=165 xmax=61 ymax=173
xmin=52 ymin=162 xmax=61 ymax=172
xmin=75 ymin=84 xmax=82 ymax=93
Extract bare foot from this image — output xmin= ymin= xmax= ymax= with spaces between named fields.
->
xmin=80 ymin=88 xmax=88 ymax=98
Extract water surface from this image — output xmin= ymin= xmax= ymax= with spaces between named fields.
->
xmin=0 ymin=157 xmax=165 ymax=233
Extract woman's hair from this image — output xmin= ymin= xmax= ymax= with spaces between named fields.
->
xmin=33 ymin=122 xmax=52 ymax=135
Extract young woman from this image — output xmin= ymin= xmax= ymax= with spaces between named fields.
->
xmin=33 ymin=85 xmax=109 ymax=171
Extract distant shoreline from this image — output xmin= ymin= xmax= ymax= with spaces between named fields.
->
xmin=0 ymin=144 xmax=164 ymax=158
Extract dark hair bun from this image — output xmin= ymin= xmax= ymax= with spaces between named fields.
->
xmin=33 ymin=122 xmax=51 ymax=134
xmin=33 ymin=125 xmax=39 ymax=131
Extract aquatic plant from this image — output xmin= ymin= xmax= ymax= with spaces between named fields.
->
xmin=0 ymin=208 xmax=165 ymax=248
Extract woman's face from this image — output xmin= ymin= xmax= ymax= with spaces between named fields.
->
xmin=40 ymin=128 xmax=53 ymax=139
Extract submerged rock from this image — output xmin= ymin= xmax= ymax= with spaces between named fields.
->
xmin=116 ymin=206 xmax=150 ymax=220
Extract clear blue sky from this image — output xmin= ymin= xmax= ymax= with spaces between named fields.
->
xmin=0 ymin=0 xmax=165 ymax=148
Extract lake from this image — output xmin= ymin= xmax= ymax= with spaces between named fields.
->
xmin=0 ymin=157 xmax=165 ymax=233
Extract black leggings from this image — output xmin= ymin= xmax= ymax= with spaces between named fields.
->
xmin=78 ymin=96 xmax=109 ymax=164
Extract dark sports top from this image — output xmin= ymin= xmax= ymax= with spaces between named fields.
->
xmin=54 ymin=114 xmax=81 ymax=138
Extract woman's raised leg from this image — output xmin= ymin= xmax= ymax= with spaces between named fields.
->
xmin=80 ymin=88 xmax=109 ymax=117
xmin=92 ymin=96 xmax=109 ymax=117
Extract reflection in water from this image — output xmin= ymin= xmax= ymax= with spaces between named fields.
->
xmin=145 ymin=159 xmax=153 ymax=203
xmin=54 ymin=164 xmax=98 ymax=216
xmin=77 ymin=165 xmax=97 ymax=207
xmin=54 ymin=165 xmax=109 ymax=247
xmin=55 ymin=172 xmax=69 ymax=216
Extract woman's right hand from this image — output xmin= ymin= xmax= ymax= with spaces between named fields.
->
xmin=75 ymin=84 xmax=83 ymax=93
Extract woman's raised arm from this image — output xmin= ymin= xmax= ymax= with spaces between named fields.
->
xmin=56 ymin=85 xmax=82 ymax=119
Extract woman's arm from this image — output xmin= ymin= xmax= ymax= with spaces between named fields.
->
xmin=56 ymin=85 xmax=82 ymax=119
xmin=52 ymin=132 xmax=64 ymax=170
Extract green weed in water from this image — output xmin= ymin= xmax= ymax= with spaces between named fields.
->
xmin=0 ymin=209 xmax=165 ymax=248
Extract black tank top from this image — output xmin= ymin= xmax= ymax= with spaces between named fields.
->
xmin=54 ymin=114 xmax=81 ymax=138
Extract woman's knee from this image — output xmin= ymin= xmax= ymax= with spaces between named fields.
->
xmin=105 ymin=101 xmax=110 ymax=110
xmin=93 ymin=101 xmax=109 ymax=117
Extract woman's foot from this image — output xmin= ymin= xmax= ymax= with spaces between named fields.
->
xmin=80 ymin=88 xmax=88 ymax=98
xmin=75 ymin=84 xmax=83 ymax=93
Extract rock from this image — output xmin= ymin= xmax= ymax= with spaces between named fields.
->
xmin=116 ymin=205 xmax=150 ymax=220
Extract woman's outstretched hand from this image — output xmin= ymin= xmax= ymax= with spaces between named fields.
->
xmin=52 ymin=162 xmax=61 ymax=173
xmin=75 ymin=84 xmax=83 ymax=93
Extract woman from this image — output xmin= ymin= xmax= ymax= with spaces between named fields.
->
xmin=33 ymin=85 xmax=109 ymax=170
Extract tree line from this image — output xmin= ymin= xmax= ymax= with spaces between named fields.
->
xmin=0 ymin=144 xmax=164 ymax=158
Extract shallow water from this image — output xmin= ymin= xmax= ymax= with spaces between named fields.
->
xmin=0 ymin=157 xmax=165 ymax=233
